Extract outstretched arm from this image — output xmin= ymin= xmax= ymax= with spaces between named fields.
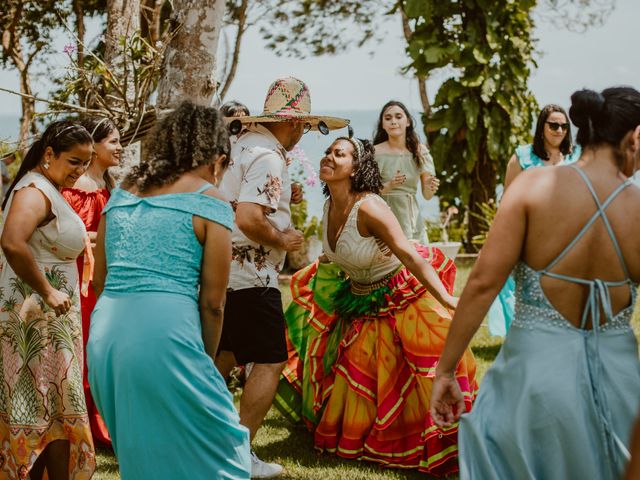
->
xmin=430 ymin=171 xmax=529 ymax=427
xmin=358 ymin=198 xmax=457 ymax=309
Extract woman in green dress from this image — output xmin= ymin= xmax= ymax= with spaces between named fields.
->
xmin=373 ymin=100 xmax=439 ymax=243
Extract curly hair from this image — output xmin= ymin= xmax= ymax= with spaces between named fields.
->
xmin=323 ymin=137 xmax=383 ymax=197
xmin=532 ymin=104 xmax=574 ymax=160
xmin=80 ymin=116 xmax=119 ymax=191
xmin=3 ymin=120 xmax=93 ymax=209
xmin=123 ymin=101 xmax=230 ymax=192
xmin=373 ymin=100 xmax=424 ymax=169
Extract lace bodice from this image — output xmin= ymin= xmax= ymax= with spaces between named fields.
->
xmin=323 ymin=195 xmax=401 ymax=283
xmin=102 ymin=186 xmax=233 ymax=300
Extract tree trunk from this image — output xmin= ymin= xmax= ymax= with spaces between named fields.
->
xmin=400 ymin=6 xmax=431 ymax=135
xmin=1 ymin=1 xmax=36 ymax=147
xmin=467 ymin=140 xmax=497 ymax=250
xmin=156 ymin=0 xmax=225 ymax=108
xmin=141 ymin=0 xmax=165 ymax=44
xmin=73 ymin=0 xmax=85 ymax=66
xmin=106 ymin=0 xmax=141 ymax=177
xmin=105 ymin=0 xmax=141 ymax=70
xmin=219 ymin=0 xmax=249 ymax=101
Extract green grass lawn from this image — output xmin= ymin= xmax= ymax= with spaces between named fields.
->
xmin=93 ymin=261 xmax=640 ymax=479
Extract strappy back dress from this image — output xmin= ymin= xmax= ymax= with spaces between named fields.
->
xmin=459 ymin=165 xmax=640 ymax=479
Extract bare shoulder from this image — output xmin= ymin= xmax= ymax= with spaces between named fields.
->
xmin=200 ymin=185 xmax=230 ymax=203
xmin=73 ymin=175 xmax=98 ymax=191
xmin=9 ymin=185 xmax=51 ymax=217
xmin=357 ymin=194 xmax=392 ymax=220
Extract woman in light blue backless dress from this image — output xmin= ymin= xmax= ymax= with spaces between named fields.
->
xmin=488 ymin=104 xmax=582 ymax=336
xmin=430 ymin=87 xmax=640 ymax=479
xmin=87 ymin=102 xmax=251 ymax=479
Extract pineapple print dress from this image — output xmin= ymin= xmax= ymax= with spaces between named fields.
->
xmin=0 ymin=172 xmax=95 ymax=479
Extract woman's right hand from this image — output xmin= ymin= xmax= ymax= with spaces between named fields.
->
xmin=430 ymin=373 xmax=466 ymax=428
xmin=388 ymin=170 xmax=406 ymax=188
xmin=43 ymin=288 xmax=72 ymax=316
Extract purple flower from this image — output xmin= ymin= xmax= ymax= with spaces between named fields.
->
xmin=63 ymin=44 xmax=77 ymax=55
xmin=289 ymin=146 xmax=319 ymax=188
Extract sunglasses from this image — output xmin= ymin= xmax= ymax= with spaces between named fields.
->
xmin=546 ymin=121 xmax=569 ymax=132
xmin=303 ymin=121 xmax=329 ymax=135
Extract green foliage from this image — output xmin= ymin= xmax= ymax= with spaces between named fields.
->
xmin=258 ymin=0 xmax=393 ymax=58
xmin=470 ymin=199 xmax=498 ymax=248
xmin=0 ymin=1 xmax=71 ymax=68
xmin=291 ymin=200 xmax=322 ymax=240
xmin=403 ymin=0 xmax=538 ymax=247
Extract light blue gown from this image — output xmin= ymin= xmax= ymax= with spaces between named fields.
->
xmin=488 ymin=143 xmax=582 ymax=336
xmin=87 ymin=186 xmax=251 ymax=480
xmin=460 ymin=165 xmax=640 ymax=479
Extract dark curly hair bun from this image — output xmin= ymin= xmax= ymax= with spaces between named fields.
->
xmin=124 ymin=100 xmax=230 ymax=192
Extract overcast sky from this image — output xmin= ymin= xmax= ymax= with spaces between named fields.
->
xmin=0 ymin=0 xmax=638 ymax=119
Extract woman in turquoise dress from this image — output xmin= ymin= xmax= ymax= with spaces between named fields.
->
xmin=373 ymin=101 xmax=439 ymax=243
xmin=87 ymin=102 xmax=251 ymax=479
xmin=430 ymin=87 xmax=640 ymax=479
xmin=488 ymin=104 xmax=582 ymax=336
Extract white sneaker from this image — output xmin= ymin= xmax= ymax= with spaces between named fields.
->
xmin=250 ymin=450 xmax=283 ymax=478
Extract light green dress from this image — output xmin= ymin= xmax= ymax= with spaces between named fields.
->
xmin=375 ymin=151 xmax=435 ymax=243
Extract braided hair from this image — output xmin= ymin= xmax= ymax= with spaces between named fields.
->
xmin=2 ymin=120 xmax=93 ymax=209
xmin=123 ymin=101 xmax=230 ymax=192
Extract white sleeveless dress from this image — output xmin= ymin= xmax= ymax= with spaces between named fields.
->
xmin=0 ymin=172 xmax=95 ymax=479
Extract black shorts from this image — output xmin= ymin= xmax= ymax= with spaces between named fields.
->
xmin=219 ymin=287 xmax=287 ymax=365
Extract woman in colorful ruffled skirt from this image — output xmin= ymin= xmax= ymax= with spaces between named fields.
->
xmin=276 ymin=136 xmax=477 ymax=477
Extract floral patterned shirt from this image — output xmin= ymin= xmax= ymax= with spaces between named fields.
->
xmin=220 ymin=125 xmax=292 ymax=290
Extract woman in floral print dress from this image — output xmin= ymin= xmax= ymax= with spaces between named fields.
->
xmin=0 ymin=120 xmax=95 ymax=480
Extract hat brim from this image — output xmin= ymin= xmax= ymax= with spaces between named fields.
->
xmin=234 ymin=114 xmax=349 ymax=131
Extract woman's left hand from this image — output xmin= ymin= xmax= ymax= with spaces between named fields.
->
xmin=430 ymin=373 xmax=466 ymax=428
xmin=427 ymin=175 xmax=440 ymax=193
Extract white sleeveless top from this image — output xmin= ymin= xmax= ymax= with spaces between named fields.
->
xmin=323 ymin=194 xmax=402 ymax=283
xmin=2 ymin=172 xmax=87 ymax=264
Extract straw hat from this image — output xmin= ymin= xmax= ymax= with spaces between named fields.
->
xmin=232 ymin=77 xmax=349 ymax=134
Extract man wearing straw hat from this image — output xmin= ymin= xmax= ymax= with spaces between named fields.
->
xmin=216 ymin=76 xmax=348 ymax=478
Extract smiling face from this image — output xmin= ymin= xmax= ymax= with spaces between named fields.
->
xmin=319 ymin=139 xmax=355 ymax=184
xmin=543 ymin=111 xmax=569 ymax=148
xmin=382 ymin=105 xmax=410 ymax=139
xmin=43 ymin=143 xmax=93 ymax=187
xmin=93 ymin=128 xmax=122 ymax=168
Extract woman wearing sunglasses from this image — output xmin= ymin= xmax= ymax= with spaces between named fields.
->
xmin=504 ymin=104 xmax=582 ymax=189
xmin=489 ymin=105 xmax=582 ymax=336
